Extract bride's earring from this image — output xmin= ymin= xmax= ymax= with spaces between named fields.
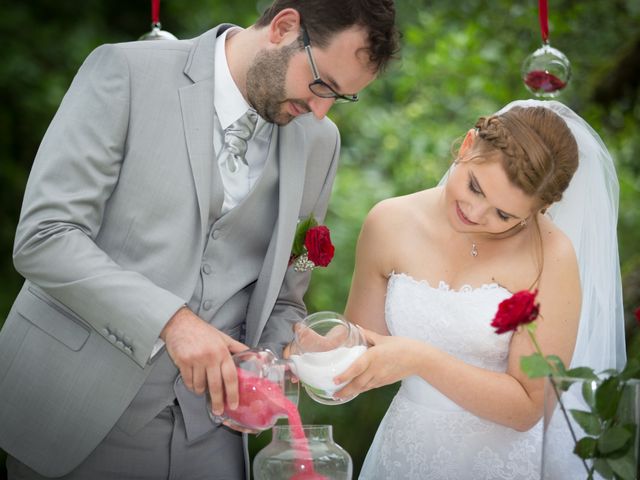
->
xmin=520 ymin=218 xmax=528 ymax=227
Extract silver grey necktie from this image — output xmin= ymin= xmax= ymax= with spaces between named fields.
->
xmin=221 ymin=109 xmax=258 ymax=173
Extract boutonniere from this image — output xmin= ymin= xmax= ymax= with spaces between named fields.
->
xmin=289 ymin=215 xmax=335 ymax=272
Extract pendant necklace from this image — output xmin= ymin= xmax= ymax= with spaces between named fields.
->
xmin=468 ymin=217 xmax=530 ymax=258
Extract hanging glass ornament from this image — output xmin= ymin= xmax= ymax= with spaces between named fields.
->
xmin=139 ymin=0 xmax=177 ymax=41
xmin=521 ymin=0 xmax=571 ymax=97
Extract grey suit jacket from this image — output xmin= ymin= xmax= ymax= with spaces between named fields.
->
xmin=0 ymin=25 xmax=340 ymax=477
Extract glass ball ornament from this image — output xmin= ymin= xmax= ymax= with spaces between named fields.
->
xmin=521 ymin=43 xmax=571 ymax=98
xmin=139 ymin=22 xmax=177 ymax=41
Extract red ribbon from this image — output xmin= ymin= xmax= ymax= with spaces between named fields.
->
xmin=151 ymin=0 xmax=160 ymax=25
xmin=538 ymin=0 xmax=549 ymax=43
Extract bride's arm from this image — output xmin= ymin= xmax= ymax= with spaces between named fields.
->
xmin=337 ymin=227 xmax=581 ymax=432
xmin=344 ymin=200 xmax=401 ymax=336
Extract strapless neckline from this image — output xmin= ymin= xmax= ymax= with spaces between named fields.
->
xmin=388 ymin=271 xmax=512 ymax=296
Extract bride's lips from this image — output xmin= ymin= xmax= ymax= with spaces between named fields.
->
xmin=456 ymin=202 xmax=477 ymax=225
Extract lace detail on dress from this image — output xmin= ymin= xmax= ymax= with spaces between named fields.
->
xmin=359 ymin=273 xmax=542 ymax=480
xmin=363 ymin=394 xmax=542 ymax=480
xmin=384 ymin=273 xmax=513 ymax=371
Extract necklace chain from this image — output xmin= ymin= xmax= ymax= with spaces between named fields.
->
xmin=471 ymin=242 xmax=478 ymax=257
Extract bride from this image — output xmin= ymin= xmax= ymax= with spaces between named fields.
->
xmin=334 ymin=100 xmax=626 ymax=479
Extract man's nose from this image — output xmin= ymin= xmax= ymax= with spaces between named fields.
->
xmin=308 ymin=96 xmax=335 ymax=120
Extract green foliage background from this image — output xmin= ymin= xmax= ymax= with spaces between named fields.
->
xmin=1 ymin=0 xmax=639 ymax=477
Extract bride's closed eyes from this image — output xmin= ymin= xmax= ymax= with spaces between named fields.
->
xmin=467 ymin=174 xmax=513 ymax=222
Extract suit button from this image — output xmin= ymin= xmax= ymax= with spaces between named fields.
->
xmin=211 ymin=229 xmax=220 ymax=239
xmin=124 ymin=347 xmax=133 ymax=355
xmin=116 ymin=340 xmax=125 ymax=349
xmin=203 ymin=300 xmax=213 ymax=311
xmin=108 ymin=334 xmax=117 ymax=343
xmin=202 ymin=264 xmax=212 ymax=275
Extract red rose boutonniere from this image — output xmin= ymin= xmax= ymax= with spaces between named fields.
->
xmin=289 ymin=215 xmax=335 ymax=272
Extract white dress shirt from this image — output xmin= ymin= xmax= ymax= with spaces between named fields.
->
xmin=214 ymin=27 xmax=273 ymax=214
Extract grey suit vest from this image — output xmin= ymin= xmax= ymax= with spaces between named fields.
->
xmin=116 ymin=141 xmax=279 ymax=435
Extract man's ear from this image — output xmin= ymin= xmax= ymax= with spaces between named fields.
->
xmin=459 ymin=128 xmax=477 ymax=157
xmin=267 ymin=8 xmax=301 ymax=45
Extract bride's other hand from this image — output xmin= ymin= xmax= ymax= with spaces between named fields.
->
xmin=332 ymin=331 xmax=425 ymax=398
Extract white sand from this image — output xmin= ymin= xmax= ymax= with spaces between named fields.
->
xmin=289 ymin=345 xmax=367 ymax=395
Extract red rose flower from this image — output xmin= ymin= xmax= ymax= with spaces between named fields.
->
xmin=491 ymin=289 xmax=540 ymax=334
xmin=635 ymin=306 xmax=640 ymax=326
xmin=304 ymin=225 xmax=335 ymax=267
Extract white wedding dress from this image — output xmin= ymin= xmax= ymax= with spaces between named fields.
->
xmin=359 ymin=272 xmax=542 ymax=480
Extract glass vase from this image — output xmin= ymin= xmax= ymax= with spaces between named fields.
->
xmin=288 ymin=311 xmax=367 ymax=405
xmin=253 ymin=424 xmax=352 ymax=480
xmin=541 ymin=376 xmax=640 ymax=480
xmin=207 ymin=348 xmax=298 ymax=433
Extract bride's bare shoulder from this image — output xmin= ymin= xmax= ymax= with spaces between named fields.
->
xmin=539 ymin=214 xmax=578 ymax=268
xmin=365 ymin=188 xmax=438 ymax=226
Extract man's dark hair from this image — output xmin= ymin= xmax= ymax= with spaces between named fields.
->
xmin=255 ymin=0 xmax=400 ymax=72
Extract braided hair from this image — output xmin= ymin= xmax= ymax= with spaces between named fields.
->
xmin=473 ymin=106 xmax=578 ymax=209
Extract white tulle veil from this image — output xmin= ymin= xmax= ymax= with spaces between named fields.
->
xmin=442 ymin=99 xmax=626 ymax=374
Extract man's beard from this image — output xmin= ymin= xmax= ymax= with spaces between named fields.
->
xmin=246 ymin=42 xmax=310 ymax=125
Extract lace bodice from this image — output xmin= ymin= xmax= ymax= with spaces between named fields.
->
xmin=385 ymin=273 xmax=513 ymax=372
xmin=359 ymin=273 xmax=542 ymax=480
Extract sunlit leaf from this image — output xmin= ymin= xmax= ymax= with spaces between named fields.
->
xmin=520 ymin=354 xmax=553 ymax=378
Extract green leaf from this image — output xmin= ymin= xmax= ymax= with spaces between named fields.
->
xmin=593 ymin=458 xmax=615 ymax=479
xmin=598 ymin=426 xmax=632 ymax=455
xmin=570 ymin=409 xmax=602 ymax=435
xmin=607 ymin=453 xmax=637 ymax=480
xmin=566 ymin=366 xmax=598 ymax=380
xmin=581 ymin=379 xmax=599 ymax=409
xmin=574 ymin=437 xmax=598 ymax=459
xmin=292 ymin=215 xmax=318 ymax=256
xmin=546 ymin=355 xmax=567 ymax=375
xmin=520 ymin=354 xmax=553 ymax=378
xmin=595 ymin=377 xmax=623 ymax=421
xmin=620 ymin=358 xmax=640 ymax=380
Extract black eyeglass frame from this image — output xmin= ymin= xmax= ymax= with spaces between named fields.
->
xmin=301 ymin=24 xmax=359 ymax=104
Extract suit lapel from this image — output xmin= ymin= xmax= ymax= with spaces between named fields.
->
xmin=245 ymin=121 xmax=308 ymax=346
xmin=177 ymin=25 xmax=231 ymax=233
xmin=179 ymin=81 xmax=215 ymax=231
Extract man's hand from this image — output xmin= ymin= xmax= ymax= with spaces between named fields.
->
xmin=160 ymin=307 xmax=248 ymax=416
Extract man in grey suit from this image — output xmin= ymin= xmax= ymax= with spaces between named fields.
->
xmin=0 ymin=0 xmax=399 ymax=478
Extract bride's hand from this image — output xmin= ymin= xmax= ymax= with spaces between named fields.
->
xmin=331 ymin=331 xmax=425 ymax=398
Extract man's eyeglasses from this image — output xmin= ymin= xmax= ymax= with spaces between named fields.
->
xmin=301 ymin=24 xmax=359 ymax=104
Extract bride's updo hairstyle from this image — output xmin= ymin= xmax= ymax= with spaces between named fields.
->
xmin=472 ymin=106 xmax=579 ymax=210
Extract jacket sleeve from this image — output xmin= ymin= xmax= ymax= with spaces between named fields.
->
xmin=12 ymin=44 xmax=186 ymax=368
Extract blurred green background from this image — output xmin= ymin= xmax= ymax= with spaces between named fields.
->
xmin=1 ymin=0 xmax=639 ymax=478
